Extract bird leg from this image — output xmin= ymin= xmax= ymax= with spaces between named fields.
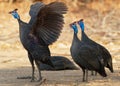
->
xmin=91 ymin=71 xmax=94 ymax=75
xmin=35 ymin=61 xmax=43 ymax=82
xmin=91 ymin=71 xmax=97 ymax=76
xmin=82 ymin=69 xmax=85 ymax=82
xmin=91 ymin=70 xmax=97 ymax=76
xmin=31 ymin=61 xmax=35 ymax=82
xmin=28 ymin=52 xmax=36 ymax=82
xmin=35 ymin=61 xmax=47 ymax=85
xmin=95 ymin=71 xmax=97 ymax=76
xmin=17 ymin=53 xmax=36 ymax=80
xmin=85 ymin=69 xmax=88 ymax=82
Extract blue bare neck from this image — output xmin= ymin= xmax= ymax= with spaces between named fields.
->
xmin=11 ymin=11 xmax=20 ymax=19
xmin=78 ymin=21 xmax=84 ymax=32
xmin=71 ymin=24 xmax=78 ymax=34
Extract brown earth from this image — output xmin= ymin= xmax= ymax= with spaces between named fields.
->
xmin=0 ymin=1 xmax=120 ymax=86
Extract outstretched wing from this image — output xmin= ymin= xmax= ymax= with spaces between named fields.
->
xmin=29 ymin=2 xmax=45 ymax=25
xmin=31 ymin=2 xmax=67 ymax=45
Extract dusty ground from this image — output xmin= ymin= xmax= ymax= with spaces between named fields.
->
xmin=0 ymin=49 xmax=120 ymax=86
xmin=0 ymin=1 xmax=120 ymax=86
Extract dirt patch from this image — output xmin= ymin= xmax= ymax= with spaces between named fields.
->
xmin=0 ymin=50 xmax=119 ymax=86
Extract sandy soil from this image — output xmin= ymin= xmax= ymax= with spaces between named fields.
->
xmin=0 ymin=49 xmax=120 ymax=86
xmin=0 ymin=1 xmax=120 ymax=86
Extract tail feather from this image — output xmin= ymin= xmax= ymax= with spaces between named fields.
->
xmin=98 ymin=68 xmax=107 ymax=77
xmin=98 ymin=56 xmax=107 ymax=77
xmin=107 ymin=63 xmax=114 ymax=73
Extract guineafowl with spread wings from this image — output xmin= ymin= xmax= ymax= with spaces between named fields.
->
xmin=9 ymin=2 xmax=67 ymax=82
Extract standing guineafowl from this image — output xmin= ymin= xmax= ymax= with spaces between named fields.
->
xmin=70 ymin=22 xmax=107 ymax=82
xmin=77 ymin=19 xmax=114 ymax=74
xmin=9 ymin=2 xmax=67 ymax=82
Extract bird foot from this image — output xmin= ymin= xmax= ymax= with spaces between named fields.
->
xmin=30 ymin=76 xmax=37 ymax=82
xmin=17 ymin=76 xmax=32 ymax=79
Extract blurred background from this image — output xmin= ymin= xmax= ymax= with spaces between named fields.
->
xmin=0 ymin=0 xmax=119 ymax=63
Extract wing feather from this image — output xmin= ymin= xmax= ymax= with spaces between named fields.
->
xmin=29 ymin=2 xmax=45 ymax=25
xmin=39 ymin=27 xmax=57 ymax=44
xmin=31 ymin=2 xmax=67 ymax=45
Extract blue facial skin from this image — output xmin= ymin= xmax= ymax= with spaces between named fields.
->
xmin=78 ymin=21 xmax=84 ymax=32
xmin=11 ymin=11 xmax=20 ymax=19
xmin=71 ymin=23 xmax=78 ymax=34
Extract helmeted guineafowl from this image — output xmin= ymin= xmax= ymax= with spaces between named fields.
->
xmin=9 ymin=2 xmax=67 ymax=82
xmin=70 ymin=22 xmax=107 ymax=82
xmin=40 ymin=56 xmax=79 ymax=70
xmin=78 ymin=19 xmax=113 ymax=74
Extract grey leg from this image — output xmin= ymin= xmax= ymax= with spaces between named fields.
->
xmin=17 ymin=52 xmax=35 ymax=81
xmin=28 ymin=52 xmax=36 ymax=82
xmin=95 ymin=71 xmax=97 ymax=76
xmin=82 ymin=69 xmax=85 ymax=82
xmin=91 ymin=71 xmax=94 ymax=75
xmin=86 ymin=69 xmax=88 ymax=82
xmin=35 ymin=60 xmax=42 ymax=82
xmin=91 ymin=71 xmax=97 ymax=76
xmin=35 ymin=61 xmax=46 ymax=85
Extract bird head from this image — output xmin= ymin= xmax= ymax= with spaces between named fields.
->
xmin=70 ymin=22 xmax=78 ymax=34
xmin=78 ymin=19 xmax=84 ymax=32
xmin=9 ymin=9 xmax=20 ymax=19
